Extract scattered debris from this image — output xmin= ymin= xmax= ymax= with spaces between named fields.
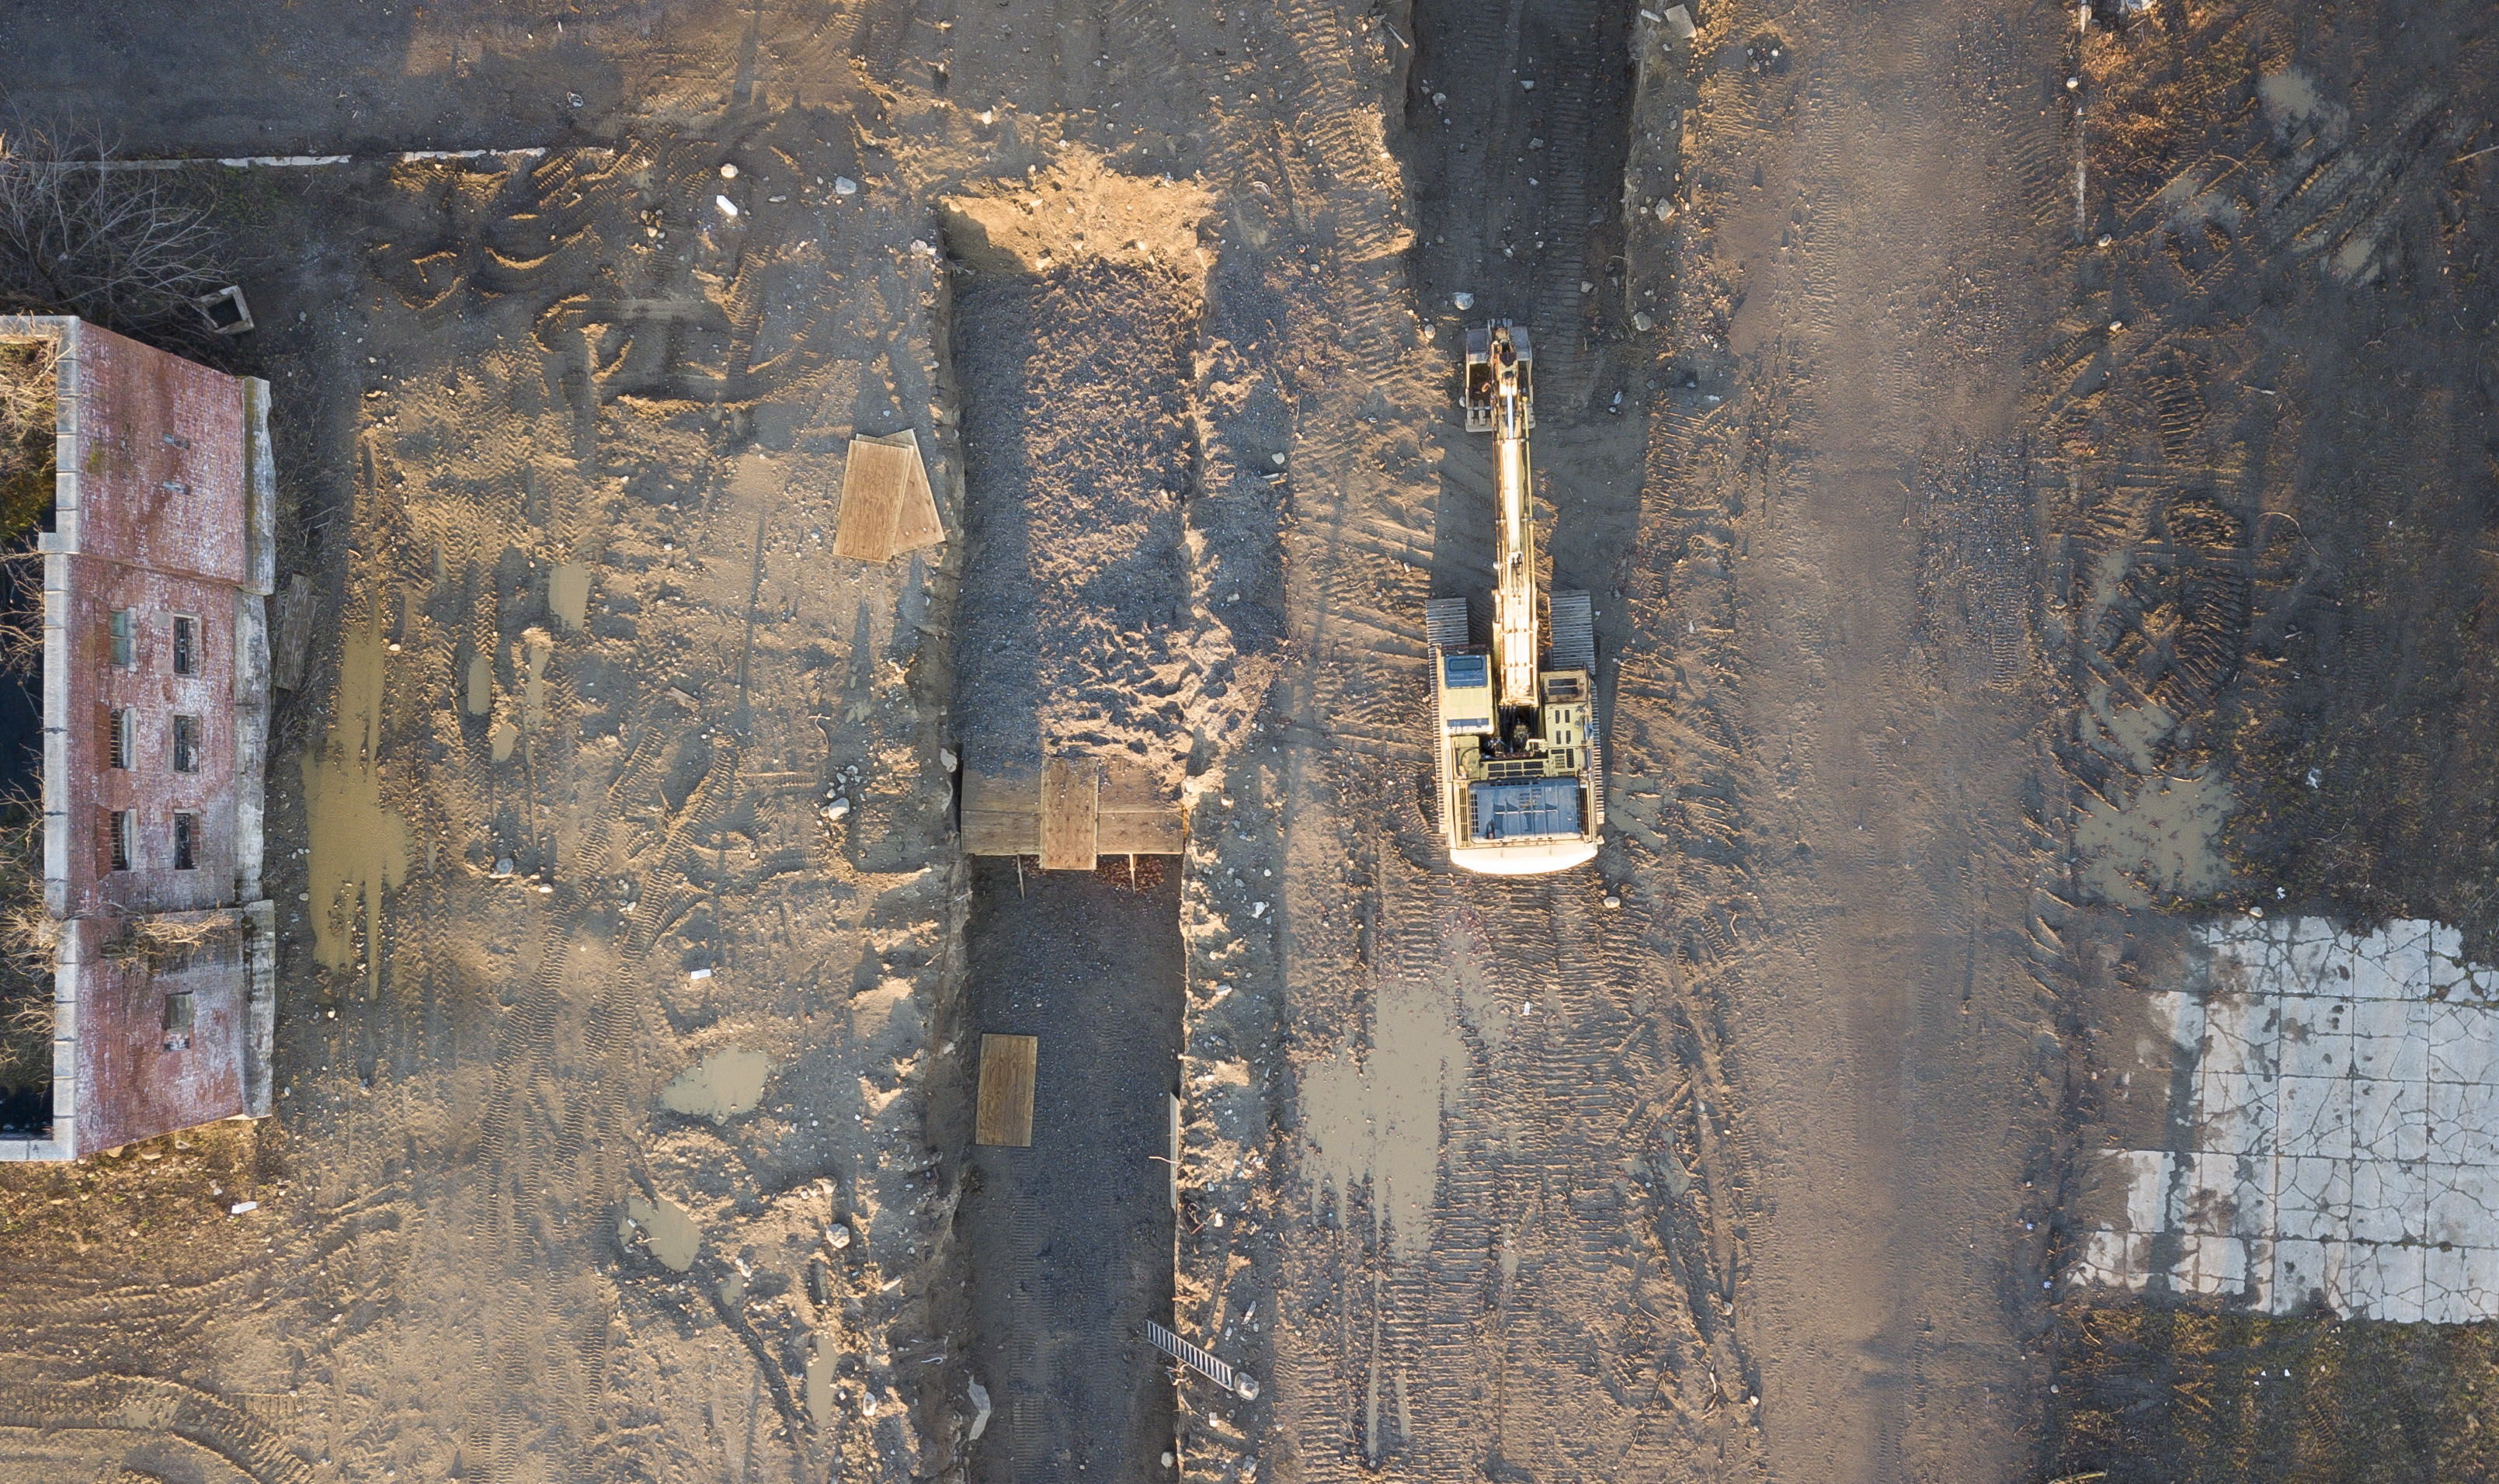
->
xmin=967 ymin=1378 xmax=993 ymax=1440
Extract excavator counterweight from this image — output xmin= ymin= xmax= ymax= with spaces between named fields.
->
xmin=1427 ymin=323 xmax=1603 ymax=874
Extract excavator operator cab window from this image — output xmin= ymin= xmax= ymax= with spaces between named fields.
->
xmin=1442 ymin=653 xmax=1488 ymax=690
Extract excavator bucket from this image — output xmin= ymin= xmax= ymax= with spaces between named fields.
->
xmin=1462 ymin=323 xmax=1534 ymax=433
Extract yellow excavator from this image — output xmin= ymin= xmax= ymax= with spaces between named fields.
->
xmin=1427 ymin=322 xmax=1603 ymax=874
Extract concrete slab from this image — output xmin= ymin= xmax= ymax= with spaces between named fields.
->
xmin=2070 ymin=916 xmax=2499 ymax=1322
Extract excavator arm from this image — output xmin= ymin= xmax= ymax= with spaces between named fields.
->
xmin=1488 ymin=340 xmax=1540 ymax=712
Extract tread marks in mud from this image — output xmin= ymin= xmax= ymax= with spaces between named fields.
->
xmin=2070 ymin=484 xmax=2254 ymax=725
xmin=1404 ymin=0 xmax=1634 ymax=414
xmin=1280 ymin=819 xmax=1757 ymax=1479
xmin=0 ymin=1374 xmax=318 ymax=1484
xmin=2153 ymin=493 xmax=2253 ymax=711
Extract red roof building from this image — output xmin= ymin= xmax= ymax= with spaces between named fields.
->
xmin=0 ymin=317 xmax=275 ymax=1162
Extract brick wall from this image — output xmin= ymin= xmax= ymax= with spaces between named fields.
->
xmin=0 ymin=317 xmax=274 ymax=1162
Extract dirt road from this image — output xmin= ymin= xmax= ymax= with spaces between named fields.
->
xmin=1632 ymin=0 xmax=2078 ymax=1475
xmin=1204 ymin=0 xmax=2080 ymax=1479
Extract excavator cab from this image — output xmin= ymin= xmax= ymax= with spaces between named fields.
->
xmin=1428 ymin=321 xmax=1603 ymax=875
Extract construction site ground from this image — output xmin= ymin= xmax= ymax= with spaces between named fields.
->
xmin=2 ymin=2 xmax=2497 ymax=1483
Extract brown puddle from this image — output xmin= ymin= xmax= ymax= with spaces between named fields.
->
xmin=547 ymin=562 xmax=589 ymax=633
xmin=301 ymin=609 xmax=412 ymax=997
xmin=2077 ymin=766 xmax=2233 ymax=906
xmin=1300 ymin=977 xmax=1471 ymax=1260
xmin=622 ymin=1193 xmax=701 ymax=1272
xmin=659 ymin=1048 xmax=776 ymax=1124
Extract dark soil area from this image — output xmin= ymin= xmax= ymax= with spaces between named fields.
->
xmin=2038 ymin=2 xmax=2499 ymax=1477
xmin=959 ymin=858 xmax=1183 ymax=1484
xmin=2046 ymin=1307 xmax=2499 ymax=1484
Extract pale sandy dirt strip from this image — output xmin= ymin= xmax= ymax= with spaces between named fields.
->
xmin=1633 ymin=2 xmax=2079 ymax=1479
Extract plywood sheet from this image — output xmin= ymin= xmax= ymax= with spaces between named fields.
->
xmin=976 ymin=1034 xmax=1037 ymax=1147
xmin=961 ymin=759 xmax=1180 ymax=858
xmin=831 ymin=433 xmax=944 ymax=561
xmin=961 ymin=808 xmax=1040 ymax=857
xmin=1096 ymin=757 xmax=1183 ymax=853
xmin=1038 ymin=758 xmax=1098 ymax=871
xmin=1096 ymin=757 xmax=1162 ymax=811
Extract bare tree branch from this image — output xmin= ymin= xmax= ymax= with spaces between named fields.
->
xmin=0 ymin=120 xmax=229 ymax=339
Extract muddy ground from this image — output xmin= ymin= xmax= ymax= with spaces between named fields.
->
xmin=0 ymin=0 xmax=2494 ymax=1482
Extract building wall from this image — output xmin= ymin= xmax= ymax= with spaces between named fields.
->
xmin=57 ymin=563 xmax=245 ymax=917
xmin=0 ymin=317 xmax=276 ymax=1162
xmin=68 ymin=923 xmax=247 ymax=1156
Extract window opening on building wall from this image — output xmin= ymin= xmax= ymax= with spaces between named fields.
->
xmin=172 ymin=812 xmax=198 ymax=871
xmin=107 ymin=708 xmax=131 ymax=769
xmin=109 ymin=810 xmax=134 ymax=871
xmin=172 ymin=714 xmax=200 ymax=773
xmin=109 ymin=608 xmax=134 ymax=668
xmin=172 ymin=614 xmax=199 ymax=676
xmin=162 ymin=991 xmax=194 ymax=1051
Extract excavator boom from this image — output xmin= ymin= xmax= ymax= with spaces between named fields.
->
xmin=1490 ymin=358 xmax=1540 ymax=709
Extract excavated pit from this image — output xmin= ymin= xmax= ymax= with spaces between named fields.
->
xmin=941 ymin=167 xmax=1215 ymax=1484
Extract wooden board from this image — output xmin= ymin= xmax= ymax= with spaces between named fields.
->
xmin=1098 ymin=808 xmax=1185 ymax=854
xmin=1037 ymin=757 xmax=1098 ymax=871
xmin=272 ymin=573 xmax=316 ymax=691
xmin=960 ymin=770 xmax=1041 ymax=857
xmin=830 ymin=433 xmax=945 ymax=561
xmin=877 ymin=429 xmax=948 ymax=553
xmin=975 ymin=1034 xmax=1037 ymax=1147
xmin=1098 ymin=756 xmax=1183 ymax=853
